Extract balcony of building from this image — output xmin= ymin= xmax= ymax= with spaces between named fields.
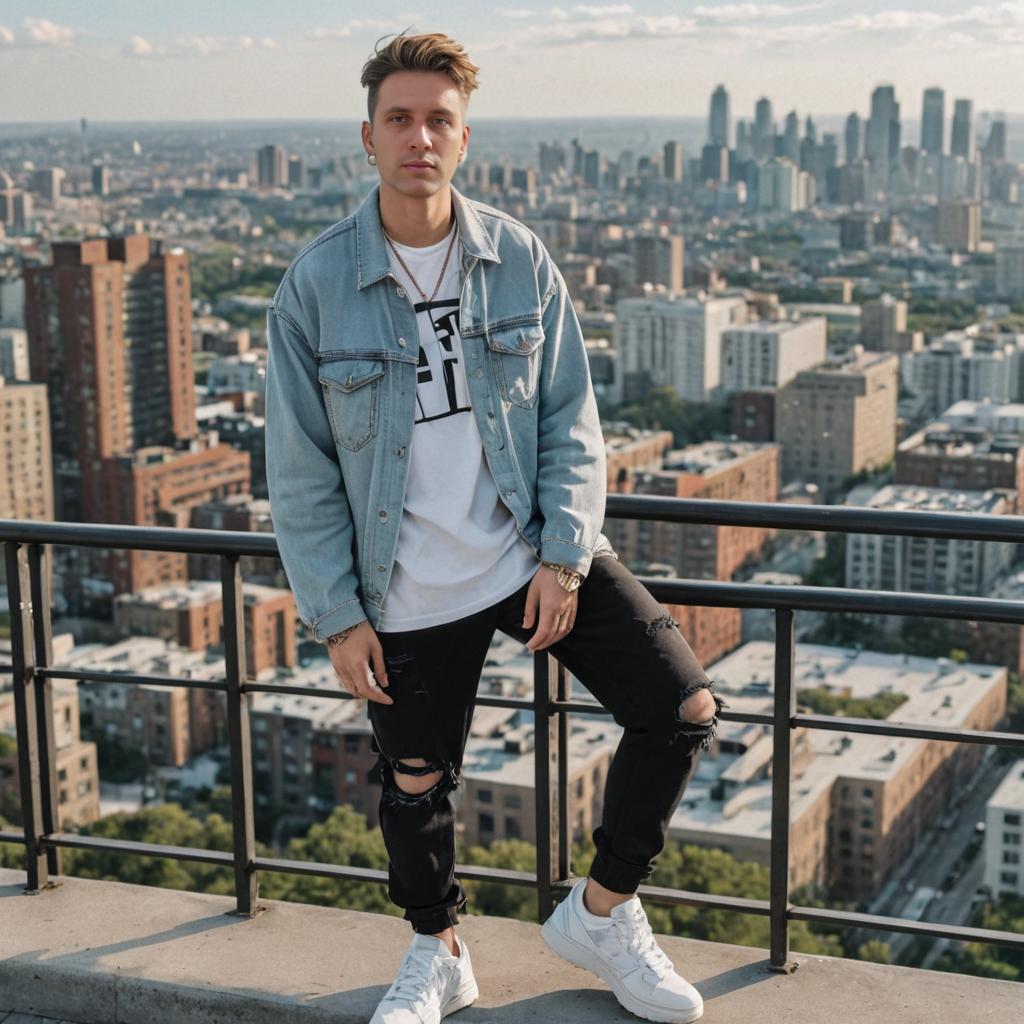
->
xmin=1 ymin=496 xmax=1023 ymax=1022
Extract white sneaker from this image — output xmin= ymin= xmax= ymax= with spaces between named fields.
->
xmin=369 ymin=931 xmax=479 ymax=1023
xmin=541 ymin=877 xmax=703 ymax=1023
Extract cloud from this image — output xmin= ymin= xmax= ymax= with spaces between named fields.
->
xmin=124 ymin=34 xmax=154 ymax=58
xmin=692 ymin=3 xmax=830 ymax=20
xmin=309 ymin=14 xmax=422 ymax=41
xmin=23 ymin=17 xmax=75 ymax=46
xmin=0 ymin=26 xmax=14 ymax=46
xmin=122 ymin=33 xmax=281 ymax=60
xmin=505 ymin=1 xmax=1024 ymax=51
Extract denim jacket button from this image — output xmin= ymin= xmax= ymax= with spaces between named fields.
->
xmin=398 ymin=337 xmax=406 ymax=347
xmin=396 ymin=286 xmax=405 ymax=297
xmin=377 ymin=565 xmax=386 ymax=572
xmin=378 ymin=509 xmax=388 ymax=521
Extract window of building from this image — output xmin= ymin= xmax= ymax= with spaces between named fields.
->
xmin=477 ymin=789 xmax=492 ymax=804
xmin=504 ymin=793 xmax=522 ymax=809
xmin=505 ymin=817 xmax=521 ymax=839
xmin=479 ymin=812 xmax=494 ymax=834
xmin=1006 ymin=812 xmax=1022 ymax=827
xmin=999 ymin=871 xmax=1019 ymax=886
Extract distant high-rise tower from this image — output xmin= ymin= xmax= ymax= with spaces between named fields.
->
xmin=867 ymin=85 xmax=900 ymax=177
xmin=921 ymin=87 xmax=945 ymax=154
xmin=257 ymin=144 xmax=289 ymax=188
xmin=951 ymin=99 xmax=975 ymax=160
xmin=709 ymin=84 xmax=730 ymax=148
xmin=783 ymin=111 xmax=800 ymax=163
xmin=753 ymin=97 xmax=774 ymax=160
xmin=91 ymin=162 xmax=110 ymax=196
xmin=984 ymin=115 xmax=1007 ymax=162
xmin=23 ymin=235 xmax=196 ymax=521
xmin=663 ymin=140 xmax=684 ymax=182
xmin=845 ymin=112 xmax=862 ymax=163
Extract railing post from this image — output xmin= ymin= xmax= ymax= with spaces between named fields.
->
xmin=5 ymin=541 xmax=49 ymax=892
xmin=29 ymin=542 xmax=63 ymax=880
xmin=533 ymin=649 xmax=560 ymax=923
xmin=220 ymin=553 xmax=260 ymax=915
xmin=769 ymin=607 xmax=797 ymax=972
xmin=556 ymin=660 xmax=570 ymax=884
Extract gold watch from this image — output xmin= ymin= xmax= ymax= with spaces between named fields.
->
xmin=542 ymin=561 xmax=583 ymax=593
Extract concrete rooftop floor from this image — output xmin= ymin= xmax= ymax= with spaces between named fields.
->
xmin=1 ymin=866 xmax=1020 ymax=1023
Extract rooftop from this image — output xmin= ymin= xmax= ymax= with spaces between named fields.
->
xmin=670 ymin=642 xmax=1006 ymax=841
xmin=2 ymin=867 xmax=1020 ymax=1024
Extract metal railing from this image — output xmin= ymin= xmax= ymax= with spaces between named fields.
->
xmin=2 ymin=495 xmax=1024 ymax=973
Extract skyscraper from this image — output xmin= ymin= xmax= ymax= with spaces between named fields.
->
xmin=783 ymin=110 xmax=800 ymax=163
xmin=257 ymin=144 xmax=289 ymax=188
xmin=984 ymin=115 xmax=1008 ymax=162
xmin=921 ymin=87 xmax=945 ymax=155
xmin=845 ymin=112 xmax=862 ymax=163
xmin=753 ymin=97 xmax=774 ymax=160
xmin=951 ymin=98 xmax=975 ymax=160
xmin=663 ymin=140 xmax=684 ymax=182
xmin=709 ymin=84 xmax=730 ymax=148
xmin=866 ymin=85 xmax=900 ymax=178
xmin=23 ymin=235 xmax=196 ymax=521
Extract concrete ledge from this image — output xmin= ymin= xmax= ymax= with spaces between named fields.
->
xmin=1 ymin=867 xmax=1021 ymax=1023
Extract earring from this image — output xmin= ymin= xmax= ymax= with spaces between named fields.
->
xmin=367 ymin=153 xmax=377 ymax=165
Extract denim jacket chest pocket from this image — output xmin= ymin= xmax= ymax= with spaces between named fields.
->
xmin=485 ymin=321 xmax=544 ymax=408
xmin=318 ymin=355 xmax=386 ymax=452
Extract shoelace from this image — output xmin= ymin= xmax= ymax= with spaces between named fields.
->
xmin=387 ymin=948 xmax=447 ymax=1008
xmin=613 ymin=902 xmax=676 ymax=977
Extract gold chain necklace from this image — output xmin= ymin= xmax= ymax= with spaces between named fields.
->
xmin=384 ymin=217 xmax=459 ymax=304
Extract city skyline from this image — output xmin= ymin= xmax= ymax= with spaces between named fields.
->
xmin=2 ymin=1 xmax=1024 ymax=122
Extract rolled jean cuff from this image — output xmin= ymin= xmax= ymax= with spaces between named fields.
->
xmin=587 ymin=825 xmax=652 ymax=895
xmin=406 ymin=880 xmax=467 ymax=935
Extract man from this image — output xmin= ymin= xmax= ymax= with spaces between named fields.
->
xmin=265 ymin=31 xmax=725 ymax=1024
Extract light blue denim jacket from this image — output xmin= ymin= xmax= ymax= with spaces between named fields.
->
xmin=264 ymin=182 xmax=616 ymax=643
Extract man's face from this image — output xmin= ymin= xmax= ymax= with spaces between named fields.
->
xmin=362 ymin=70 xmax=470 ymax=199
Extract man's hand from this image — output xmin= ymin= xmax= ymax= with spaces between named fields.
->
xmin=326 ymin=621 xmax=393 ymax=704
xmin=523 ymin=564 xmax=579 ymax=652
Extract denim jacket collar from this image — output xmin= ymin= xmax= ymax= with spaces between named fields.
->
xmin=354 ymin=181 xmax=501 ymax=290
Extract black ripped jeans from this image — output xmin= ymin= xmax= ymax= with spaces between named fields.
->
xmin=367 ymin=553 xmax=728 ymax=936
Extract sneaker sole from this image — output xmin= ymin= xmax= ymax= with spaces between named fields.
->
xmin=541 ymin=915 xmax=703 ymax=1024
xmin=441 ymin=976 xmax=480 ymax=1017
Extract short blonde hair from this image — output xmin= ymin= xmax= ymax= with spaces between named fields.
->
xmin=360 ymin=32 xmax=480 ymax=123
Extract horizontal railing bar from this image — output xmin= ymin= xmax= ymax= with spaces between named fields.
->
xmin=607 ymin=495 xmax=1024 ymax=544
xmin=40 ymin=667 xmax=229 ymax=692
xmin=45 ymin=832 xmax=234 ymax=865
xmin=0 ymin=830 xmax=25 ymax=844
xmin=797 ymin=712 xmax=1024 ymax=747
xmin=244 ymin=680 xmax=536 ymax=712
xmin=790 ymin=904 xmax=1024 ymax=952
xmin=640 ymin=577 xmax=1024 ymax=624
xmin=7 ymin=498 xmax=1024 ymax=552
xmin=552 ymin=700 xmax=1024 ymax=747
xmin=254 ymin=855 xmax=537 ymax=888
xmin=0 ymin=520 xmax=280 ymax=556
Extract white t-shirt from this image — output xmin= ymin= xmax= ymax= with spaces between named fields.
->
xmin=375 ymin=219 xmax=540 ymax=632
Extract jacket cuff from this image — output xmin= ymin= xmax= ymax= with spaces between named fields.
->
xmin=540 ymin=536 xmax=595 ymax=579
xmin=307 ymin=597 xmax=369 ymax=644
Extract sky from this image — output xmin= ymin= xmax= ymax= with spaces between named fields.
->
xmin=2 ymin=1 xmax=1023 ymax=123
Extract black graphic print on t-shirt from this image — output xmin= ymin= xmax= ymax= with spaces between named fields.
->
xmin=413 ymin=297 xmax=470 ymax=425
